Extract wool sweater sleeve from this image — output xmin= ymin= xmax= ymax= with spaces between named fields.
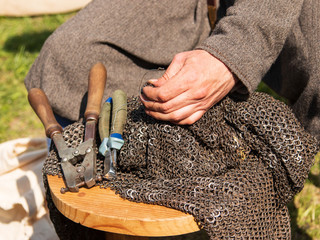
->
xmin=197 ymin=0 xmax=304 ymax=94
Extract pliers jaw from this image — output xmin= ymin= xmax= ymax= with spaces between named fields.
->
xmin=58 ymin=136 xmax=99 ymax=193
xmin=28 ymin=62 xmax=107 ymax=194
xmin=99 ymin=137 xmax=115 ymax=179
xmin=99 ymin=137 xmax=110 ymax=156
xmin=99 ymin=134 xmax=125 ymax=180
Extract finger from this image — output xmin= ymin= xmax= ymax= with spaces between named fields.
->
xmin=149 ymin=53 xmax=186 ymax=87
xmin=139 ymin=92 xmax=154 ymax=103
xmin=172 ymin=110 xmax=206 ymax=125
xmin=142 ymin=65 xmax=195 ymax=103
xmin=141 ymin=89 xmax=200 ymax=113
xmin=145 ymin=102 xmax=205 ymax=123
xmin=143 ymin=52 xmax=187 ymax=99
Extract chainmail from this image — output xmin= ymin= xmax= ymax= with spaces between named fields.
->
xmin=43 ymin=92 xmax=319 ymax=239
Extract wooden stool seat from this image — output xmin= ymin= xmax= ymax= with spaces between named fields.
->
xmin=48 ymin=175 xmax=200 ymax=239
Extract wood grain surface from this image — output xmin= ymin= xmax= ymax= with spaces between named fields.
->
xmin=47 ymin=175 xmax=200 ymax=237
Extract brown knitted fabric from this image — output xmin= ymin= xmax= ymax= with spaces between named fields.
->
xmin=198 ymin=0 xmax=320 ymax=140
xmin=25 ymin=0 xmax=320 ymax=140
xmin=44 ymin=92 xmax=319 ymax=239
xmin=24 ymin=0 xmax=211 ymax=121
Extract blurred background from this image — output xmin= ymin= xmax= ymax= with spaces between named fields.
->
xmin=0 ymin=1 xmax=319 ymax=239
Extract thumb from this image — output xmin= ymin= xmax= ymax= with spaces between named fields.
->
xmin=149 ymin=52 xmax=186 ymax=87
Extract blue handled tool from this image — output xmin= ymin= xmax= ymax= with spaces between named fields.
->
xmin=99 ymin=90 xmax=127 ymax=179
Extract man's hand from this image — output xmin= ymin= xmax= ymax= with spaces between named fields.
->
xmin=140 ymin=50 xmax=237 ymax=125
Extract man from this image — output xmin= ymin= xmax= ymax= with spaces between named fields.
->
xmin=141 ymin=0 xmax=319 ymax=141
xmin=25 ymin=1 xmax=319 ymax=238
xmin=25 ymin=0 xmax=319 ymax=140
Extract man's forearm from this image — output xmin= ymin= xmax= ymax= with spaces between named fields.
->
xmin=197 ymin=0 xmax=304 ymax=94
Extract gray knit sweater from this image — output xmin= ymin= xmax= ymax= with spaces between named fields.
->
xmin=24 ymin=0 xmax=319 ymax=139
xmin=199 ymin=0 xmax=320 ymax=139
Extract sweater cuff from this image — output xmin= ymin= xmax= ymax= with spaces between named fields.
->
xmin=197 ymin=42 xmax=260 ymax=95
xmin=197 ymin=0 xmax=304 ymax=95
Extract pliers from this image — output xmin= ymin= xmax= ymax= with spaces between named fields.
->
xmin=98 ymin=90 xmax=127 ymax=179
xmin=28 ymin=62 xmax=107 ymax=193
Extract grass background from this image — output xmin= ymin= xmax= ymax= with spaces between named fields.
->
xmin=0 ymin=13 xmax=319 ymax=239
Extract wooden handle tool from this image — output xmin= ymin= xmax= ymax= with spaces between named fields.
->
xmin=84 ymin=62 xmax=107 ymax=122
xmin=28 ymin=88 xmax=63 ymax=138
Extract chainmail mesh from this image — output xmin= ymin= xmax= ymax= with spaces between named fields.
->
xmin=43 ymin=92 xmax=319 ymax=239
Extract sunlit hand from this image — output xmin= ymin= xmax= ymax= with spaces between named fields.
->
xmin=140 ymin=50 xmax=237 ymax=125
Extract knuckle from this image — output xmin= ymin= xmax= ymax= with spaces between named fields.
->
xmin=172 ymin=53 xmax=185 ymax=63
xmin=162 ymin=72 xmax=170 ymax=81
xmin=170 ymin=112 xmax=183 ymax=122
xmin=192 ymin=87 xmax=208 ymax=100
xmin=157 ymin=91 xmax=169 ymax=102
xmin=159 ymin=102 xmax=172 ymax=113
xmin=188 ymin=55 xmax=198 ymax=64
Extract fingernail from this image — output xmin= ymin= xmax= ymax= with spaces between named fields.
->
xmin=148 ymin=79 xmax=158 ymax=84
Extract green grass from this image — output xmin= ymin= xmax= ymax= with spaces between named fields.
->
xmin=0 ymin=13 xmax=319 ymax=239
xmin=0 ymin=14 xmax=75 ymax=142
xmin=290 ymin=153 xmax=320 ymax=240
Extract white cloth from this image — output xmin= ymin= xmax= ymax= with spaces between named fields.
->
xmin=0 ymin=138 xmax=58 ymax=240
xmin=0 ymin=0 xmax=92 ymax=16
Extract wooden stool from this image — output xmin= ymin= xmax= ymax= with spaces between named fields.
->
xmin=47 ymin=175 xmax=200 ymax=239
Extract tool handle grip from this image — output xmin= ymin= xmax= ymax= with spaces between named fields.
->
xmin=84 ymin=62 xmax=107 ymax=122
xmin=99 ymin=99 xmax=111 ymax=140
xmin=28 ymin=88 xmax=63 ymax=138
xmin=111 ymin=90 xmax=127 ymax=135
